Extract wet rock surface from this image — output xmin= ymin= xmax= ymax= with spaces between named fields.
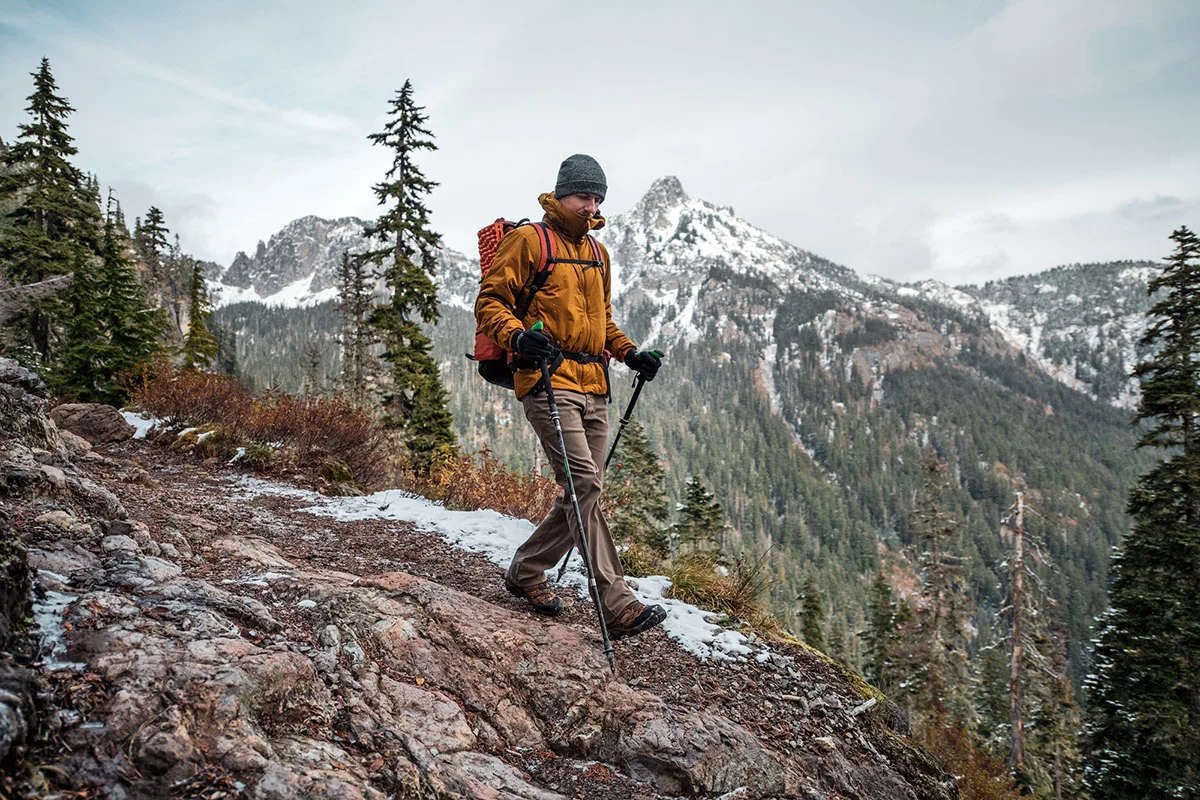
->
xmin=0 ymin=362 xmax=956 ymax=799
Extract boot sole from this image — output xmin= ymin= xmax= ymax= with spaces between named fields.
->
xmin=609 ymin=604 xmax=667 ymax=640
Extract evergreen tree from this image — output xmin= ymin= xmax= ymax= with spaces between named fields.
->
xmin=53 ymin=179 xmax=107 ymax=398
xmin=136 ymin=205 xmax=170 ymax=283
xmin=863 ymin=569 xmax=895 ymax=688
xmin=301 ymin=341 xmax=322 ymax=396
xmin=670 ymin=476 xmax=728 ymax=556
xmin=1085 ymin=226 xmax=1200 ymax=798
xmin=0 ymin=57 xmax=94 ymax=362
xmin=908 ymin=451 xmax=977 ymax=728
xmin=359 ymin=80 xmax=455 ymax=465
xmin=337 ymin=250 xmax=376 ymax=405
xmin=212 ymin=322 xmax=238 ymax=377
xmin=603 ymin=419 xmax=670 ymax=554
xmin=97 ymin=193 xmax=163 ymax=398
xmin=976 ymin=634 xmax=1012 ymax=753
xmin=1025 ymin=617 xmax=1085 ymax=800
xmin=799 ymin=572 xmax=827 ymax=651
xmin=181 ymin=259 xmax=217 ymax=369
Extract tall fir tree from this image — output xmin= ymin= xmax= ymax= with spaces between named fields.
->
xmin=337 ymin=250 xmax=376 ymax=405
xmin=0 ymin=57 xmax=95 ymax=363
xmin=359 ymin=80 xmax=455 ymax=465
xmin=1085 ymin=226 xmax=1200 ymax=798
xmin=907 ymin=451 xmax=978 ymax=729
xmin=670 ymin=476 xmax=728 ymax=556
xmin=799 ymin=572 xmax=827 ymax=651
xmin=863 ymin=568 xmax=897 ymax=690
xmin=97 ymin=193 xmax=163 ymax=399
xmin=181 ymin=259 xmax=217 ymax=370
xmin=603 ymin=419 xmax=670 ymax=555
xmin=136 ymin=205 xmax=170 ymax=283
xmin=53 ymin=178 xmax=107 ymax=397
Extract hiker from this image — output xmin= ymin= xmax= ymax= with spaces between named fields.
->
xmin=475 ymin=154 xmax=667 ymax=641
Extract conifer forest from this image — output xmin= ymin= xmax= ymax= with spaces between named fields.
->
xmin=3 ymin=57 xmax=1199 ymax=799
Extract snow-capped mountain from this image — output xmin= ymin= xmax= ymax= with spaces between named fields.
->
xmin=211 ymin=177 xmax=1160 ymax=409
xmin=600 ymin=176 xmax=871 ymax=345
xmin=919 ymin=263 xmax=1157 ymax=408
xmin=211 ymin=215 xmax=478 ymax=312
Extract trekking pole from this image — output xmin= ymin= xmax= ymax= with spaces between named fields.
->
xmin=533 ymin=324 xmax=616 ymax=673
xmin=554 ymin=357 xmax=661 ymax=582
xmin=604 ymin=356 xmax=660 ymax=471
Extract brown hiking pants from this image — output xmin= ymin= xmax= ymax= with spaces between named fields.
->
xmin=508 ymin=389 xmax=637 ymax=623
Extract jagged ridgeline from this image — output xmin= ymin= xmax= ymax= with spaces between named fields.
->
xmin=211 ymin=178 xmax=1158 ymax=673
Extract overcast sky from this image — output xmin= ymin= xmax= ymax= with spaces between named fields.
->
xmin=2 ymin=0 xmax=1198 ymax=285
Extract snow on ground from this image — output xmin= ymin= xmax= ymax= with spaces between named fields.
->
xmin=231 ymin=476 xmax=759 ymax=662
xmin=121 ymin=410 xmax=160 ymax=440
xmin=32 ymin=581 xmax=86 ymax=671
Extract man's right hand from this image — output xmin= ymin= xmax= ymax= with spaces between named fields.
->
xmin=512 ymin=329 xmax=557 ymax=362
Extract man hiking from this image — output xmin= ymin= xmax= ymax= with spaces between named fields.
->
xmin=475 ymin=153 xmax=667 ymax=641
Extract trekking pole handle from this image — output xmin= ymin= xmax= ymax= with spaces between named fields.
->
xmin=632 ymin=349 xmax=665 ymax=384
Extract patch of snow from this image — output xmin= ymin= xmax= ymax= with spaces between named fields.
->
xmin=33 ymin=589 xmax=85 ymax=671
xmin=121 ymin=410 xmax=161 ymax=440
xmin=221 ymin=570 xmax=294 ymax=587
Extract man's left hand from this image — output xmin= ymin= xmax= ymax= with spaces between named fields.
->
xmin=625 ymin=350 xmax=662 ymax=380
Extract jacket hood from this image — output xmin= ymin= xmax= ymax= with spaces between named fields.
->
xmin=539 ymin=192 xmax=605 ymax=243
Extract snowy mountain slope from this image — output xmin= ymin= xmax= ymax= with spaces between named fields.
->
xmin=211 ymin=215 xmax=477 ymax=312
xmin=600 ymin=176 xmax=872 ymax=347
xmin=210 ymin=178 xmax=1159 ymax=410
xmin=883 ymin=262 xmax=1158 ymax=408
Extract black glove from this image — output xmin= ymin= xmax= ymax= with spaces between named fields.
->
xmin=512 ymin=329 xmax=558 ymax=362
xmin=625 ymin=349 xmax=662 ymax=380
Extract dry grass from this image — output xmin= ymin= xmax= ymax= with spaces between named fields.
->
xmin=406 ymin=448 xmax=559 ymax=523
xmin=619 ymin=541 xmax=666 ymax=577
xmin=664 ymin=549 xmax=788 ymax=639
xmin=130 ymin=365 xmax=390 ymax=488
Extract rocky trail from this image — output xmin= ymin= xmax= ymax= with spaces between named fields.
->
xmin=0 ymin=359 xmax=954 ymax=799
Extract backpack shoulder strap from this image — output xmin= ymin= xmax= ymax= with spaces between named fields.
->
xmin=585 ymin=234 xmax=603 ymax=274
xmin=513 ymin=222 xmax=557 ymax=320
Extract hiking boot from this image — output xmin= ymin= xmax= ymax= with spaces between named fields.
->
xmin=608 ymin=602 xmax=666 ymax=640
xmin=505 ymin=577 xmax=564 ymax=616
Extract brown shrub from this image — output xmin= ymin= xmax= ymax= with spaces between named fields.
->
xmin=918 ymin=716 xmax=1023 ymax=800
xmin=130 ymin=365 xmax=390 ymax=488
xmin=405 ymin=448 xmax=558 ymax=522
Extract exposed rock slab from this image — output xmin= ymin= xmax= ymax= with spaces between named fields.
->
xmin=49 ymin=402 xmax=135 ymax=445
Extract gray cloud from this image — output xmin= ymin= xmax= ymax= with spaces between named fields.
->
xmin=1115 ymin=195 xmax=1192 ymax=223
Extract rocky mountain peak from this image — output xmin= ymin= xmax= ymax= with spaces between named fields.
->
xmin=638 ymin=175 xmax=689 ymax=211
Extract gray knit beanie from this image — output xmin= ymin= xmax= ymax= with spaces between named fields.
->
xmin=554 ymin=154 xmax=607 ymax=202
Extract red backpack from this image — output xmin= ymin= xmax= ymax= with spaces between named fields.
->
xmin=468 ymin=219 xmax=603 ymax=388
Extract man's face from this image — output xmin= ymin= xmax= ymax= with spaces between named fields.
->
xmin=559 ymin=192 xmax=603 ymax=218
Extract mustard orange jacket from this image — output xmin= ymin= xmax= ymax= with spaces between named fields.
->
xmin=475 ymin=193 xmax=637 ymax=399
